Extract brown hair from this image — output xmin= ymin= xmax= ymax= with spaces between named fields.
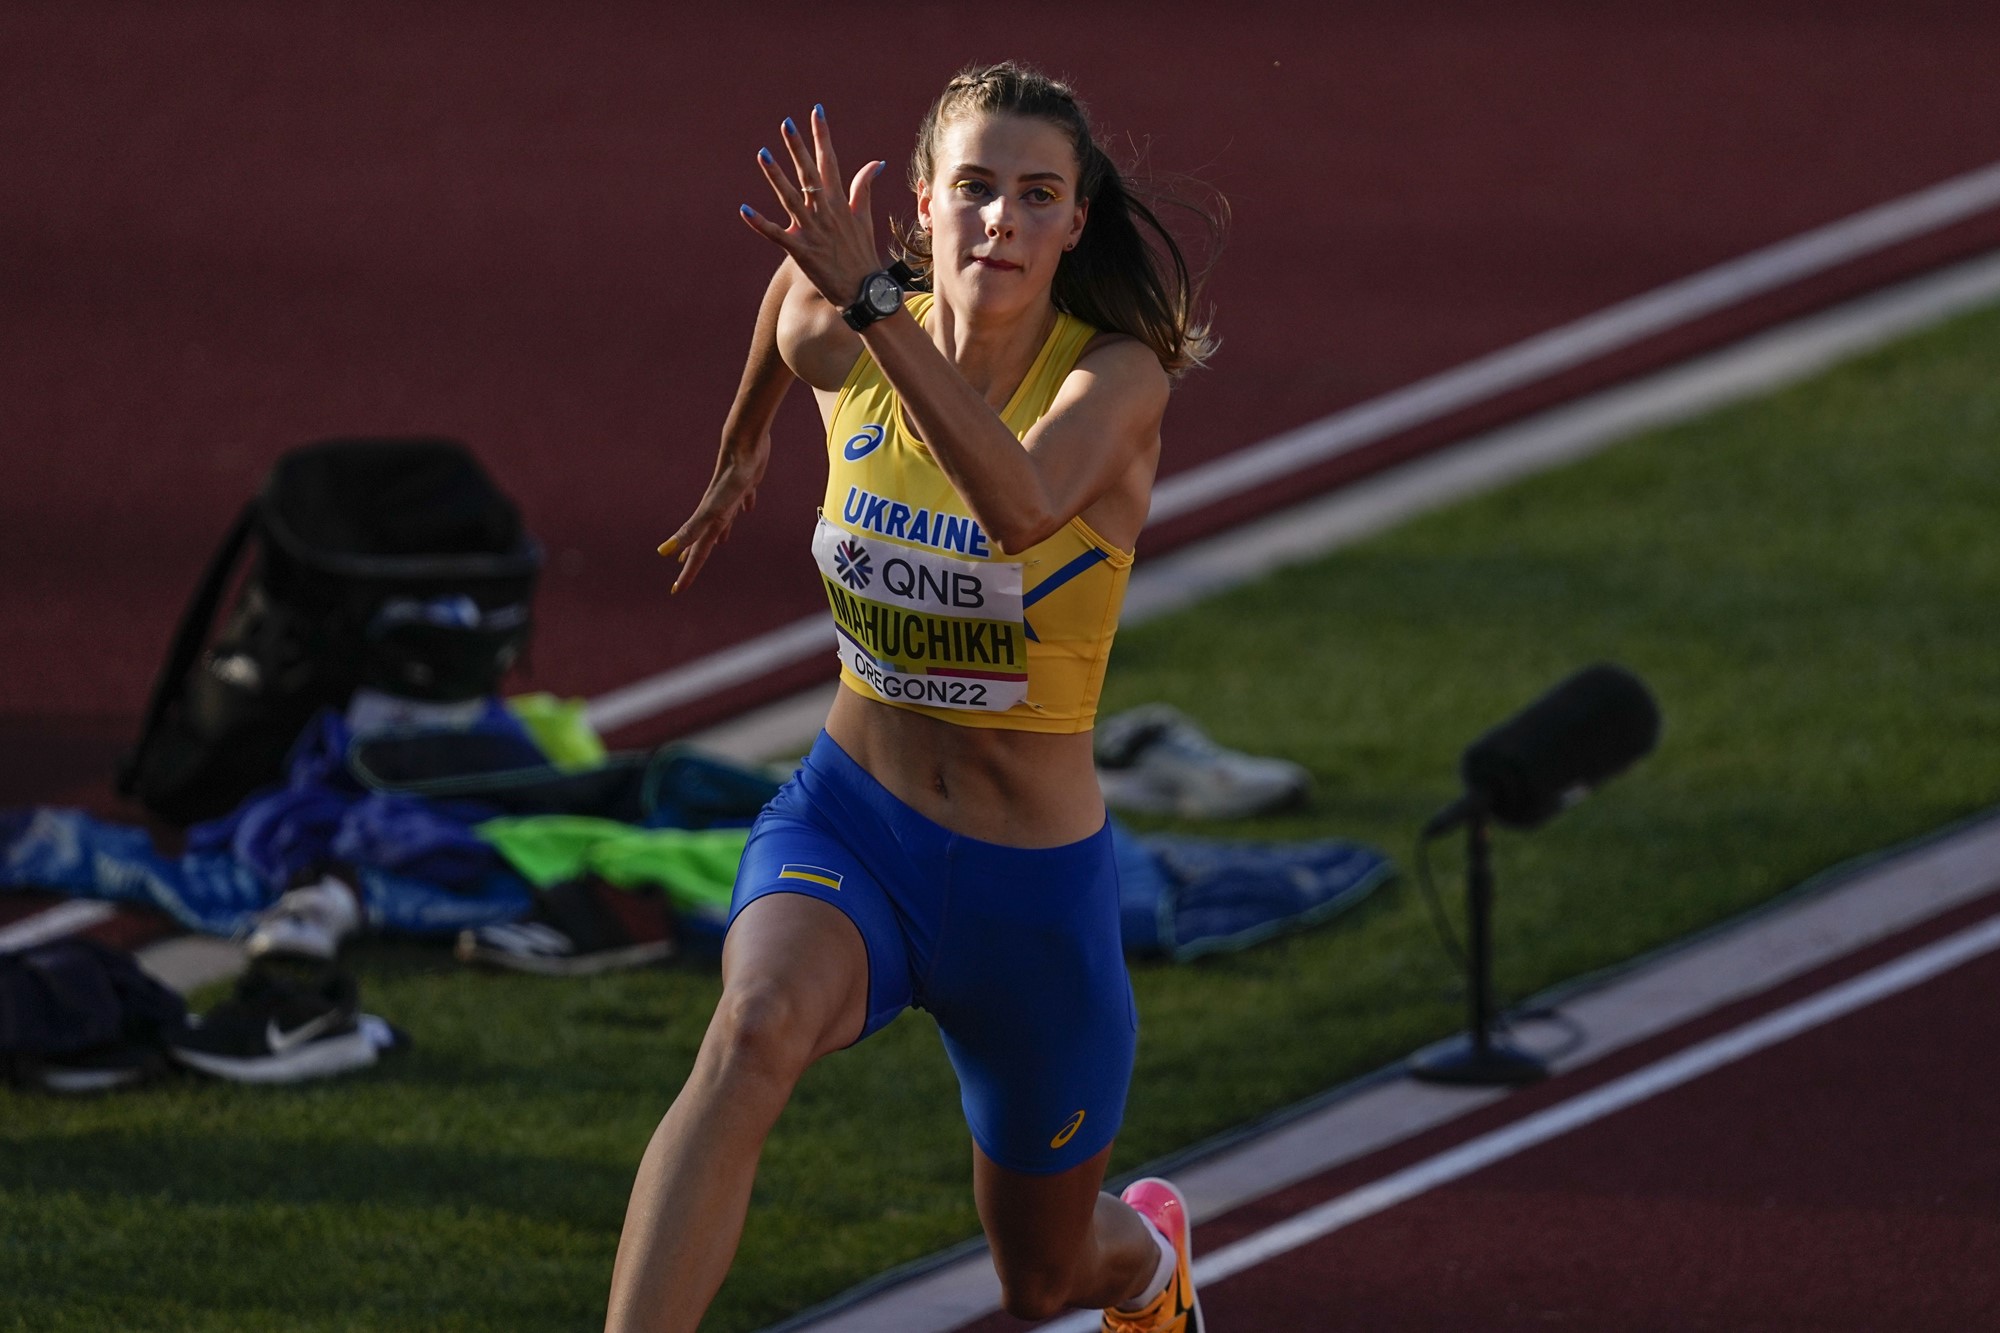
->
xmin=893 ymin=61 xmax=1223 ymax=376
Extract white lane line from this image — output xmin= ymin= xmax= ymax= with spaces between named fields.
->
xmin=1120 ymin=248 xmax=2000 ymax=626
xmin=588 ymin=161 xmax=2000 ymax=736
xmin=0 ymin=899 xmax=116 ymax=953
xmin=587 ymin=614 xmax=831 ymax=735
xmin=1033 ymin=911 xmax=2000 ymax=1331
xmin=1148 ymin=158 xmax=2000 ymax=523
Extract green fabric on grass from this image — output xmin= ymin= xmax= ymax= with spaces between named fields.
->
xmin=504 ymin=693 xmax=609 ymax=771
xmin=476 ymin=816 xmax=743 ymax=915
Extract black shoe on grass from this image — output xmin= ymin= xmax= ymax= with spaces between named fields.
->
xmin=27 ymin=1041 xmax=168 ymax=1094
xmin=168 ymin=966 xmax=376 ymax=1083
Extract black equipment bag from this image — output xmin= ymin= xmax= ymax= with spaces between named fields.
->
xmin=117 ymin=437 xmax=543 ymax=825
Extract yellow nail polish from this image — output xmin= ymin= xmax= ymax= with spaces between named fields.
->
xmin=657 ymin=538 xmax=679 ymax=556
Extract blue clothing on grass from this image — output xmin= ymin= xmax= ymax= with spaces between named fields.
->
xmin=730 ymin=732 xmax=1135 ymax=1176
xmin=0 ymin=806 xmax=530 ymax=938
xmin=1117 ymin=832 xmax=1393 ymax=962
xmin=185 ymin=707 xmax=522 ymax=892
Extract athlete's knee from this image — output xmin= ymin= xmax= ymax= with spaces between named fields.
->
xmin=707 ymin=978 xmax=821 ymax=1085
xmin=994 ymin=1259 xmax=1079 ymax=1322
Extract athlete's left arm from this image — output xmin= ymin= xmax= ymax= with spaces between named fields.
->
xmin=1013 ymin=336 xmax=1169 ymax=551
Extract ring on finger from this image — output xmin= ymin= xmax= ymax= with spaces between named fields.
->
xmin=800 ymin=184 xmax=823 ymax=194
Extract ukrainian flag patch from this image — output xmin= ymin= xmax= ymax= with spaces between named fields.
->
xmin=778 ymin=864 xmax=844 ymax=891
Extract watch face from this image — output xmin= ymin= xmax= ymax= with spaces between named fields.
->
xmin=866 ymin=273 xmax=901 ymax=315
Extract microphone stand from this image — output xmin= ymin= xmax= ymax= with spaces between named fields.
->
xmin=1412 ymin=809 xmax=1549 ymax=1086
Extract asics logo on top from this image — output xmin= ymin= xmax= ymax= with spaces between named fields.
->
xmin=265 ymin=1010 xmax=342 ymax=1055
xmin=1050 ymin=1109 xmax=1087 ymax=1149
xmin=843 ymin=423 xmax=886 ymax=460
xmin=834 ymin=539 xmax=873 ymax=589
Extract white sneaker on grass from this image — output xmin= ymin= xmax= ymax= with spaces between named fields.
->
xmin=455 ymin=879 xmax=677 ymax=976
xmin=1095 ymin=705 xmax=1311 ymax=820
xmin=245 ymin=872 xmax=362 ymax=962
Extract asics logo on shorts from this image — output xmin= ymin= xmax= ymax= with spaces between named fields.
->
xmin=1050 ymin=1109 xmax=1087 ymax=1149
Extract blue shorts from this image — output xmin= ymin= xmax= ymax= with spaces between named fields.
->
xmin=729 ymin=731 xmax=1136 ymax=1175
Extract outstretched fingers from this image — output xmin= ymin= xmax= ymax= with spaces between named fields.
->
xmin=779 ymin=114 xmax=821 ymax=200
xmin=740 ymin=105 xmax=884 ymax=306
xmin=743 ymin=113 xmax=831 ymax=249
xmin=755 ymin=144 xmax=805 ymax=222
xmin=815 ymin=108 xmax=888 ymax=219
xmin=658 ymin=479 xmax=758 ymax=594
xmin=737 ymin=200 xmax=792 ymax=249
xmin=848 ymin=159 xmax=884 ymax=212
xmin=675 ymin=530 xmax=726 ymax=593
xmin=659 ymin=519 xmax=727 ymax=595
xmin=807 ymin=104 xmax=843 ymax=206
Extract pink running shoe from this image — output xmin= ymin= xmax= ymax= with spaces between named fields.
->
xmin=1101 ymin=1177 xmax=1203 ymax=1332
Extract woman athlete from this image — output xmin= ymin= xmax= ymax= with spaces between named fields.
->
xmin=608 ymin=63 xmax=1217 ymax=1333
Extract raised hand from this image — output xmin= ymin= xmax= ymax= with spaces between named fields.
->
xmin=739 ymin=105 xmax=886 ymax=312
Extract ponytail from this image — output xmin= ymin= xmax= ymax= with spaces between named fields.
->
xmin=893 ymin=62 xmax=1223 ymax=376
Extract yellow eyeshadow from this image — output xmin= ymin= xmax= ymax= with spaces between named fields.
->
xmin=952 ymin=179 xmax=1062 ymax=202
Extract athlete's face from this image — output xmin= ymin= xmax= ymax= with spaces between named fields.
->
xmin=917 ymin=112 xmax=1087 ymax=316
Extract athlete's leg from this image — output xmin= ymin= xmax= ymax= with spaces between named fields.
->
xmin=920 ymin=820 xmax=1147 ymax=1319
xmin=973 ymin=1142 xmax=1162 ymax=1320
xmin=605 ymin=892 xmax=869 ymax=1333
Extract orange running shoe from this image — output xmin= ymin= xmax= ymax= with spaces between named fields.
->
xmin=1101 ymin=1177 xmax=1203 ymax=1332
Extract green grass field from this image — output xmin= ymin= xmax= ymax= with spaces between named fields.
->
xmin=6 ymin=300 xmax=2000 ymax=1331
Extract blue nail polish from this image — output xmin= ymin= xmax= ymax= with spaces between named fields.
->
xmin=758 ymin=147 xmax=773 ymax=164
xmin=813 ymin=104 xmax=824 ymax=120
xmin=783 ymin=117 xmax=796 ymax=136
xmin=740 ymin=204 xmax=755 ymax=217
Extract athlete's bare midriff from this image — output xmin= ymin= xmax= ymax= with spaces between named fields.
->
xmin=825 ymin=686 xmax=1105 ymax=847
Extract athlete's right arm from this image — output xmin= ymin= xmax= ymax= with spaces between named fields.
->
xmin=657 ymin=261 xmax=860 ymax=594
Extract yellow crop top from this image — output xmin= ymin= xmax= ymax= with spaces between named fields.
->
xmin=813 ymin=292 xmax=1134 ymax=732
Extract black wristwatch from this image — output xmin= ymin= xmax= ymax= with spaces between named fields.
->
xmin=841 ymin=269 xmax=904 ymax=331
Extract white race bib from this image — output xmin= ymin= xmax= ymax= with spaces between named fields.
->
xmin=812 ymin=516 xmax=1028 ymax=713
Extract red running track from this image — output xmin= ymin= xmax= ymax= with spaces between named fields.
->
xmin=8 ymin=3 xmax=2000 ymax=809
xmin=963 ymin=890 xmax=2000 ymax=1332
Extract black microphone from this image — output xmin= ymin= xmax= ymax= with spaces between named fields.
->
xmin=1423 ymin=664 xmax=1661 ymax=837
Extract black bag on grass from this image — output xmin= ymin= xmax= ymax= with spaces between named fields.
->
xmin=347 ymin=734 xmax=781 ymax=826
xmin=117 ymin=437 xmax=542 ymax=825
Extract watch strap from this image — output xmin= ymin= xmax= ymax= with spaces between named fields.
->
xmin=841 ymin=270 xmax=902 ymax=331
